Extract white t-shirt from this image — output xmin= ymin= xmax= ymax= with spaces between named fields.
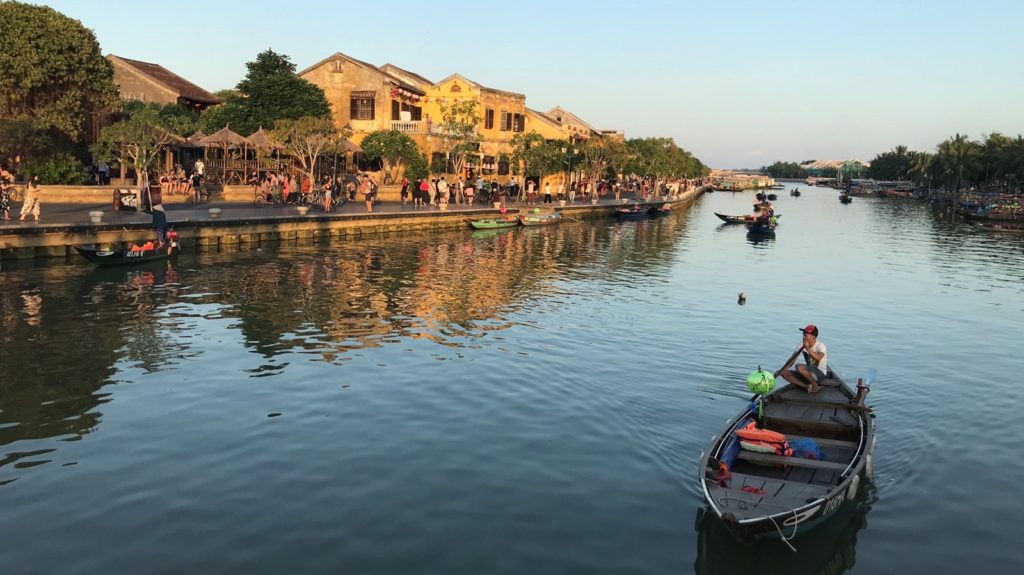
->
xmin=799 ymin=341 xmax=828 ymax=375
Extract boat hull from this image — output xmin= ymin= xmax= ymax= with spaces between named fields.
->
xmin=518 ymin=213 xmax=562 ymax=226
xmin=469 ymin=218 xmax=518 ymax=229
xmin=75 ymin=244 xmax=177 ymax=266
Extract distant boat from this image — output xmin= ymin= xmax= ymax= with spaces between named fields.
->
xmin=468 ymin=217 xmax=518 ymax=229
xmin=518 ymin=211 xmax=562 ymax=226
xmin=840 ymin=194 xmax=853 ymax=204
xmin=771 ymin=184 xmax=785 ymax=189
xmin=746 ymin=221 xmax=777 ymax=236
xmin=75 ymin=242 xmax=177 ymax=266
xmin=767 ymin=193 xmax=778 ymax=200
xmin=616 ymin=204 xmax=651 ymax=220
xmin=791 ymin=189 xmax=801 ymax=197
xmin=716 ymin=212 xmax=781 ymax=224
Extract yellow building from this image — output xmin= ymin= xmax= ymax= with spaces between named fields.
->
xmin=301 ymin=52 xmax=623 ymax=182
xmin=297 ymin=52 xmax=427 ymax=146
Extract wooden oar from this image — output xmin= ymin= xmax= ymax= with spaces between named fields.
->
xmin=774 ymin=347 xmax=804 ymax=378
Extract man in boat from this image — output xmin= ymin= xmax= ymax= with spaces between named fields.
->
xmin=776 ymin=324 xmax=828 ymax=393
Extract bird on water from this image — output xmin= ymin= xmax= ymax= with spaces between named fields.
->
xmin=738 ymin=292 xmax=746 ymax=305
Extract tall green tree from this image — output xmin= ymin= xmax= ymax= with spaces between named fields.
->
xmin=436 ymin=99 xmax=480 ymax=178
xmin=200 ymin=49 xmax=331 ymax=136
xmin=0 ymin=1 xmax=119 ymax=155
xmin=360 ymin=130 xmax=420 ymax=184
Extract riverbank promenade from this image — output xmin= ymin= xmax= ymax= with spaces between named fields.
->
xmin=0 ymin=187 xmax=706 ymax=260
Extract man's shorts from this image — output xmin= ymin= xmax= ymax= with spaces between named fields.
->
xmin=793 ymin=365 xmax=826 ymax=383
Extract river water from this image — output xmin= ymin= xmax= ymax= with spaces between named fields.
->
xmin=1 ymin=187 xmax=1022 ymax=574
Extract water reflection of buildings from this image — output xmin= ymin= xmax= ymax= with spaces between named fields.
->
xmin=187 ymin=214 xmax=690 ymax=362
xmin=0 ymin=214 xmax=690 ymax=484
xmin=694 ymin=483 xmax=877 ymax=575
xmin=0 ymin=262 xmax=185 ymax=483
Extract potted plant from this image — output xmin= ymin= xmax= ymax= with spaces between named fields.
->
xmin=208 ymin=207 xmax=222 ymax=219
xmin=88 ymin=210 xmax=103 ymax=224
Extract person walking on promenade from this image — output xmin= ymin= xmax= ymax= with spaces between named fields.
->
xmin=20 ymin=176 xmax=41 ymax=221
xmin=0 ymin=168 xmax=15 ymax=220
xmin=543 ymin=181 xmax=553 ymax=204
xmin=417 ymin=178 xmax=429 ymax=207
xmin=361 ymin=175 xmax=374 ymax=213
xmin=400 ymin=177 xmax=410 ymax=204
xmin=464 ymin=183 xmax=474 ymax=206
xmin=438 ymin=177 xmax=449 ymax=207
xmin=323 ymin=176 xmax=333 ymax=212
xmin=455 ymin=177 xmax=465 ymax=204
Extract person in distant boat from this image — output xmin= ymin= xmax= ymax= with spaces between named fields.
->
xmin=776 ymin=324 xmax=828 ymax=393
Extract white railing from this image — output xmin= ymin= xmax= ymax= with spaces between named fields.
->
xmin=391 ymin=121 xmax=423 ymax=133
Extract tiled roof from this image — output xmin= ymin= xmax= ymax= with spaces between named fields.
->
xmin=109 ymin=55 xmax=222 ymax=104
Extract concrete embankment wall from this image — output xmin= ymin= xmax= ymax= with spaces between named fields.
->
xmin=1 ymin=188 xmax=704 ymax=261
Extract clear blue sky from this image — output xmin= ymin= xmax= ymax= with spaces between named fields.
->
xmin=42 ymin=0 xmax=1024 ymax=168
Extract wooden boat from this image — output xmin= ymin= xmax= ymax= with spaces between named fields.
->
xmin=716 ymin=212 xmax=755 ymax=224
xmin=839 ymin=194 xmax=853 ymax=204
xmin=518 ymin=211 xmax=562 ymax=226
xmin=698 ymin=371 xmax=876 ymax=542
xmin=771 ymin=184 xmax=785 ymax=190
xmin=746 ymin=221 xmax=777 ymax=235
xmin=651 ymin=203 xmax=672 ymax=216
xmin=790 ymin=189 xmax=801 ymax=197
xmin=766 ymin=193 xmax=778 ymax=200
xmin=75 ymin=241 xmax=178 ymax=266
xmin=469 ymin=217 xmax=518 ymax=229
xmin=616 ymin=205 xmax=651 ymax=219
xmin=716 ymin=212 xmax=780 ymax=224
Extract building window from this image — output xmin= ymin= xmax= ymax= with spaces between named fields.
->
xmin=482 ymin=155 xmax=496 ymax=175
xmin=485 ymin=108 xmax=495 ymax=130
xmin=351 ymin=93 xmax=375 ymax=120
xmin=497 ymin=156 xmax=510 ymax=175
xmin=513 ymin=114 xmax=524 ymax=132
xmin=500 ymin=111 xmax=512 ymax=131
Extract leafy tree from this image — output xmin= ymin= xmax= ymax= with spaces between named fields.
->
xmin=0 ymin=118 xmax=49 ymax=169
xmin=436 ymin=99 xmax=480 ymax=179
xmin=271 ymin=116 xmax=341 ymax=191
xmin=359 ymin=130 xmax=419 ymax=184
xmin=405 ymin=152 xmax=429 ymax=183
xmin=762 ymin=161 xmax=808 ymax=179
xmin=91 ymin=105 xmax=192 ymax=185
xmin=0 ymin=2 xmax=119 ymax=152
xmin=581 ymin=137 xmax=628 ymax=185
xmin=510 ymin=132 xmax=562 ymax=195
xmin=199 ymin=49 xmax=330 ymax=135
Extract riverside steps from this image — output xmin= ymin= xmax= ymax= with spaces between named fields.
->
xmin=0 ymin=187 xmax=705 ymax=260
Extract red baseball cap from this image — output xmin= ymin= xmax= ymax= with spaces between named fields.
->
xmin=799 ymin=324 xmax=819 ymax=336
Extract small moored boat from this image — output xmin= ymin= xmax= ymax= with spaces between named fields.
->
xmin=75 ymin=240 xmax=178 ymax=266
xmin=717 ymin=212 xmax=781 ymax=225
xmin=616 ymin=205 xmax=651 ymax=220
xmin=469 ymin=217 xmax=518 ymax=229
xmin=840 ymin=194 xmax=853 ymax=204
xmin=518 ymin=211 xmax=562 ymax=226
xmin=698 ymin=369 xmax=876 ymax=542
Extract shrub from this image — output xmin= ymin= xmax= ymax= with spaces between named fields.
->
xmin=23 ymin=153 xmax=86 ymax=184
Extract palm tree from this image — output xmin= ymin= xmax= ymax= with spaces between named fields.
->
xmin=936 ymin=133 xmax=978 ymax=191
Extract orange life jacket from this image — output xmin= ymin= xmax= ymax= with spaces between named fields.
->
xmin=736 ymin=421 xmax=793 ymax=456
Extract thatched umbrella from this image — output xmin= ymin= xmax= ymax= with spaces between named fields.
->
xmin=247 ymin=127 xmax=277 ymax=150
xmin=200 ymin=126 xmax=251 ymax=184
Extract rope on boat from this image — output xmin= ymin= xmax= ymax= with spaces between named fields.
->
xmin=768 ymin=510 xmax=800 ymax=553
xmin=716 ymin=496 xmax=799 ymax=552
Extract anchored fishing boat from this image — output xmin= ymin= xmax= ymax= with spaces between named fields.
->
xmin=75 ymin=233 xmax=179 ymax=266
xmin=468 ymin=216 xmax=518 ymax=229
xmin=518 ymin=211 xmax=562 ymax=226
xmin=698 ymin=368 xmax=876 ymax=543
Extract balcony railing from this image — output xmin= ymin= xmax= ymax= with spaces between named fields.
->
xmin=390 ymin=121 xmax=455 ymax=136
